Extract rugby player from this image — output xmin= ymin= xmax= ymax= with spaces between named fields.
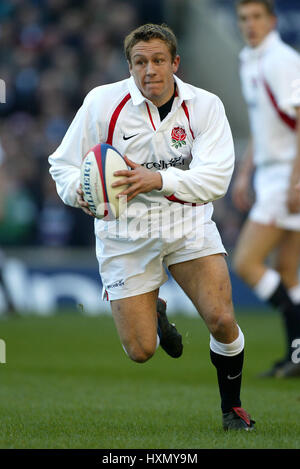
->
xmin=232 ymin=0 xmax=300 ymax=377
xmin=49 ymin=23 xmax=255 ymax=430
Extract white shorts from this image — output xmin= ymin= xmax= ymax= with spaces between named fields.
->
xmin=95 ymin=203 xmax=226 ymax=301
xmin=249 ymin=163 xmax=300 ymax=231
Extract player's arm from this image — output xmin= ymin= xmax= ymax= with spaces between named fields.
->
xmin=112 ymin=157 xmax=162 ymax=202
xmin=231 ymin=138 xmax=254 ymax=212
xmin=158 ymin=97 xmax=235 ymax=204
xmin=288 ymin=106 xmax=300 ymax=213
xmin=266 ymin=55 xmax=300 ymax=213
xmin=114 ymin=97 xmax=234 ymax=204
xmin=48 ymin=91 xmax=99 ymax=214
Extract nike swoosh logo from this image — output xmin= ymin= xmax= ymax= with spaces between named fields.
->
xmin=227 ymin=371 xmax=242 ymax=380
xmin=123 ymin=134 xmax=138 ymax=141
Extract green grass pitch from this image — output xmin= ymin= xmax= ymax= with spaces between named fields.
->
xmin=0 ymin=310 xmax=300 ymax=449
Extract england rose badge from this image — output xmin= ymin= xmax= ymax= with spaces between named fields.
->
xmin=171 ymin=127 xmax=187 ymax=149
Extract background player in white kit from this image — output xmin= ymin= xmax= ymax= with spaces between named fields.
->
xmin=232 ymin=0 xmax=300 ymax=377
xmin=49 ymin=23 xmax=255 ymax=430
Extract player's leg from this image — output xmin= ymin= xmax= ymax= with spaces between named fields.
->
xmin=110 ymin=290 xmax=159 ymax=363
xmin=233 ymin=220 xmax=300 ymax=376
xmin=232 ymin=220 xmax=294 ymax=318
xmin=110 ymin=289 xmax=183 ymax=362
xmin=274 ymin=230 xmax=300 ymax=290
xmin=272 ymin=231 xmax=300 ymax=377
xmin=170 ymin=254 xmax=237 ymax=341
xmin=98 ymin=233 xmax=183 ymax=361
xmin=156 ymin=297 xmax=183 ymax=358
xmin=169 ymin=254 xmax=254 ymax=431
xmin=232 ymin=219 xmax=284 ymax=287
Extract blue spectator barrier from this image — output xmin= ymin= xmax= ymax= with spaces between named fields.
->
xmin=0 ymin=256 xmax=266 ymax=317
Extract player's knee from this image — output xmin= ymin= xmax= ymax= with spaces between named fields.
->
xmin=208 ymin=308 xmax=235 ymax=338
xmin=123 ymin=342 xmax=156 ymax=363
xmin=275 ymin=260 xmax=295 ymax=285
xmin=130 ymin=348 xmax=155 ymax=364
xmin=232 ymin=251 xmax=247 ymax=278
xmin=232 ymin=250 xmax=256 ymax=281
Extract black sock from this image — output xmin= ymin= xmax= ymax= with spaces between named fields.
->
xmin=268 ymin=283 xmax=300 ymax=359
xmin=268 ymin=282 xmax=293 ymax=311
xmin=210 ymin=349 xmax=244 ymax=414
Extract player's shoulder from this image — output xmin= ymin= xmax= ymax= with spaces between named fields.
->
xmin=177 ymin=79 xmax=226 ymax=132
xmin=189 ymin=83 xmax=225 ymax=116
xmin=179 ymin=78 xmax=224 ymax=110
xmin=83 ymin=78 xmax=131 ymax=109
xmin=265 ymin=37 xmax=300 ymax=70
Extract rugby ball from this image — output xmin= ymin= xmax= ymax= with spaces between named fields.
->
xmin=80 ymin=143 xmax=129 ymax=220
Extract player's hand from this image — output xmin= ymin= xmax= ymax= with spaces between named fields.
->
xmin=287 ymin=185 xmax=300 ymax=214
xmin=112 ymin=156 xmax=163 ymax=202
xmin=76 ymin=185 xmax=96 ymax=217
xmin=231 ymin=173 xmax=252 ymax=212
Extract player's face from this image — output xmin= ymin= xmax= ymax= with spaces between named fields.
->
xmin=237 ymin=3 xmax=277 ymax=48
xmin=129 ymin=39 xmax=180 ymax=107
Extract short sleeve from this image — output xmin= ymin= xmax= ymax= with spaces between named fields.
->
xmin=265 ymin=50 xmax=300 ymax=116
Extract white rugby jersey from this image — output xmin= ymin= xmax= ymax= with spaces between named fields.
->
xmin=49 ymin=75 xmax=234 ymax=227
xmin=240 ymin=31 xmax=300 ymax=166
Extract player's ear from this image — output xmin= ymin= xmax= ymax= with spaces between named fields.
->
xmin=127 ymin=60 xmax=133 ymax=75
xmin=271 ymin=15 xmax=277 ymax=30
xmin=172 ymin=55 xmax=180 ymax=74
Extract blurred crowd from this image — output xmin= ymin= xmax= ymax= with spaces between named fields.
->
xmin=0 ymin=0 xmax=296 ymax=252
xmin=0 ymin=0 xmax=168 ymax=247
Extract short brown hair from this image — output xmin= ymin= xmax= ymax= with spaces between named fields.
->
xmin=236 ymin=0 xmax=276 ymax=15
xmin=124 ymin=23 xmax=177 ymax=64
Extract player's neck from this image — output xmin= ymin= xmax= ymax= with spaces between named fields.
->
xmin=157 ymin=83 xmax=176 ymax=121
xmin=248 ymin=29 xmax=276 ymax=49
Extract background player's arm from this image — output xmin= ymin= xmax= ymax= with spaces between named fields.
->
xmin=231 ymin=138 xmax=254 ymax=212
xmin=265 ymin=54 xmax=300 ymax=213
xmin=288 ymin=106 xmax=300 ymax=213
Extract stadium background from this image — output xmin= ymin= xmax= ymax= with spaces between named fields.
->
xmin=1 ymin=0 xmax=300 ymax=452
xmin=0 ymin=0 xmax=299 ymax=316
